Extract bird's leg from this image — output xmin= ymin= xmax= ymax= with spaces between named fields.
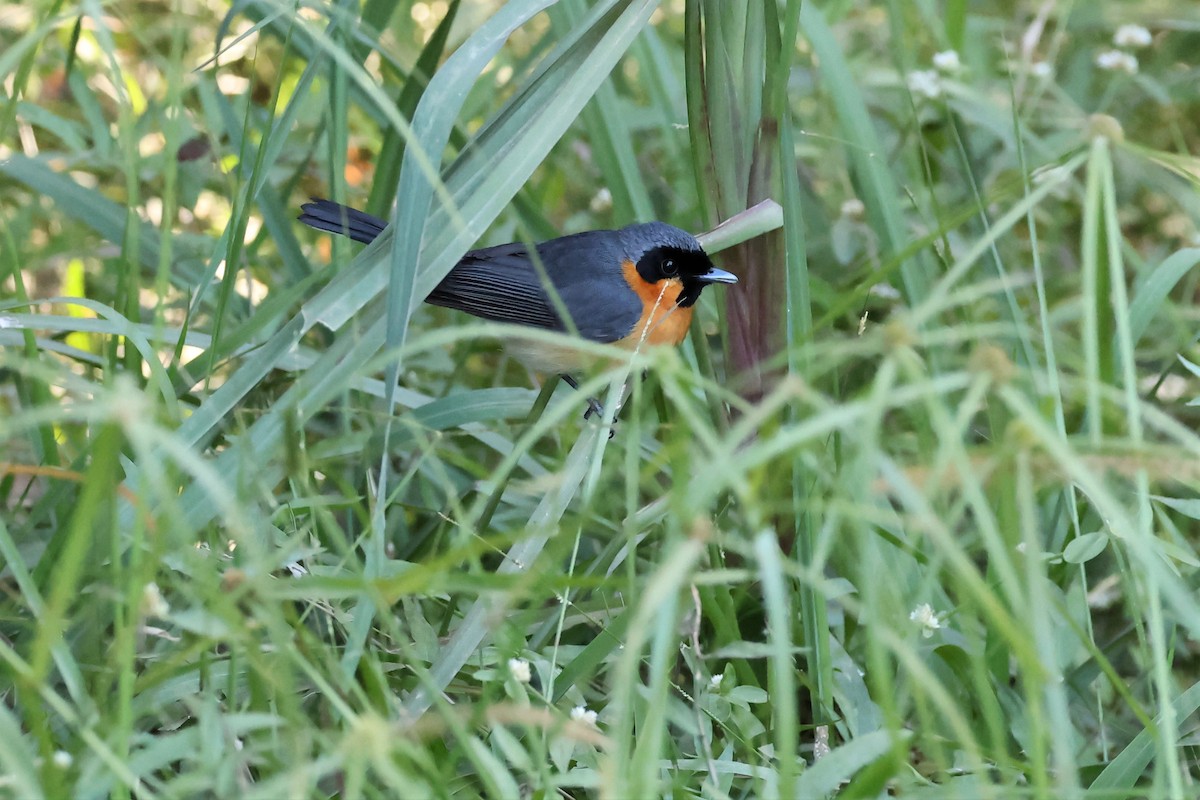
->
xmin=560 ymin=374 xmax=605 ymax=421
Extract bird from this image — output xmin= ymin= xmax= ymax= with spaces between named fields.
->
xmin=298 ymin=198 xmax=737 ymax=416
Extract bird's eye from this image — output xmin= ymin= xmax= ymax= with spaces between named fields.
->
xmin=661 ymin=258 xmax=677 ymax=276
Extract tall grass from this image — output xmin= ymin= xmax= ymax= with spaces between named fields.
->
xmin=3 ymin=1 xmax=1200 ymax=797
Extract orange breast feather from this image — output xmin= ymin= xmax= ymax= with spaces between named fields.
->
xmin=618 ymin=259 xmax=694 ymax=350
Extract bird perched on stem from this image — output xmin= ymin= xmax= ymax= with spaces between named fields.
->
xmin=299 ymin=199 xmax=737 ymax=416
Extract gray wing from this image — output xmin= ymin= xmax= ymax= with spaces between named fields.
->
xmin=300 ymin=202 xmax=641 ymax=341
xmin=428 ymin=242 xmax=564 ymax=330
xmin=432 ymin=233 xmax=641 ymax=342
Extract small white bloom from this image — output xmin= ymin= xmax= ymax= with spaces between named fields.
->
xmin=141 ymin=582 xmax=170 ymax=619
xmin=813 ymin=725 xmax=831 ymax=760
xmin=507 ymin=658 xmax=531 ymax=684
xmin=52 ymin=750 xmax=73 ymax=769
xmin=1095 ymin=50 xmax=1138 ymax=74
xmin=709 ymin=673 xmax=723 ymax=689
xmin=1113 ymin=24 xmax=1152 ymax=48
xmin=840 ymin=198 xmax=865 ymax=219
xmin=932 ymin=50 xmax=961 ymax=72
xmin=570 ymin=705 xmax=598 ymax=726
xmin=907 ymin=69 xmax=943 ymax=99
xmin=589 ymin=187 xmax=613 ymax=214
xmin=1029 ymin=61 xmax=1053 ymax=79
xmin=909 ymin=603 xmax=943 ymax=638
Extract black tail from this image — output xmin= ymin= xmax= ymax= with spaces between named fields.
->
xmin=298 ymin=199 xmax=387 ymax=244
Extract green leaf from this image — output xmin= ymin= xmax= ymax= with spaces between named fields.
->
xmin=1128 ymin=245 xmax=1196 ymax=321
xmin=1090 ymin=681 xmax=1200 ymax=791
xmin=0 ymin=704 xmax=44 ymax=800
xmin=1152 ymin=494 xmax=1200 ymax=521
xmin=1061 ymin=531 xmax=1109 ymax=564
xmin=794 ymin=730 xmax=907 ymax=799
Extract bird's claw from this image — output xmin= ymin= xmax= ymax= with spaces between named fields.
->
xmin=582 ymin=400 xmax=616 ymax=438
xmin=563 ymin=374 xmax=615 ymax=436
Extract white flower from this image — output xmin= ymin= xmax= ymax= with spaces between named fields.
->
xmin=907 ymin=69 xmax=943 ymax=99
xmin=1029 ymin=61 xmax=1053 ymax=79
xmin=840 ymin=198 xmax=865 ymax=220
xmin=507 ymin=658 xmax=531 ymax=684
xmin=570 ymin=705 xmax=598 ymax=726
xmin=52 ymin=751 xmax=73 ymax=769
xmin=709 ymin=673 xmax=723 ymax=689
xmin=1095 ymin=50 xmax=1138 ymax=74
xmin=140 ymin=582 xmax=170 ymax=619
xmin=909 ymin=603 xmax=943 ymax=638
xmin=1113 ymin=24 xmax=1152 ymax=48
xmin=589 ymin=187 xmax=613 ymax=214
xmin=932 ymin=50 xmax=961 ymax=72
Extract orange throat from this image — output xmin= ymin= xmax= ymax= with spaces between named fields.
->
xmin=619 ymin=259 xmax=694 ymax=349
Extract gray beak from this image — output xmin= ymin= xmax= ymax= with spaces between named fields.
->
xmin=696 ymin=267 xmax=738 ymax=285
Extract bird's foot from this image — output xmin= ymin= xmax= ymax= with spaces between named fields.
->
xmin=582 ymin=397 xmax=605 ymax=420
xmin=562 ymin=374 xmax=615 ymax=436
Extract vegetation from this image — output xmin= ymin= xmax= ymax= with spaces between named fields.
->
xmin=2 ymin=0 xmax=1199 ymax=797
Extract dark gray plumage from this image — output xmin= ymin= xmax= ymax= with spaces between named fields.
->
xmin=300 ymin=200 xmax=689 ymax=342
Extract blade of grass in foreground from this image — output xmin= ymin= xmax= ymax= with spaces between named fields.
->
xmin=1099 ymin=135 xmax=1185 ymax=798
xmin=609 ymin=530 xmax=707 ymax=797
xmin=756 ymin=530 xmax=798 ymax=793
xmin=1089 ymin=681 xmax=1200 ymax=793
